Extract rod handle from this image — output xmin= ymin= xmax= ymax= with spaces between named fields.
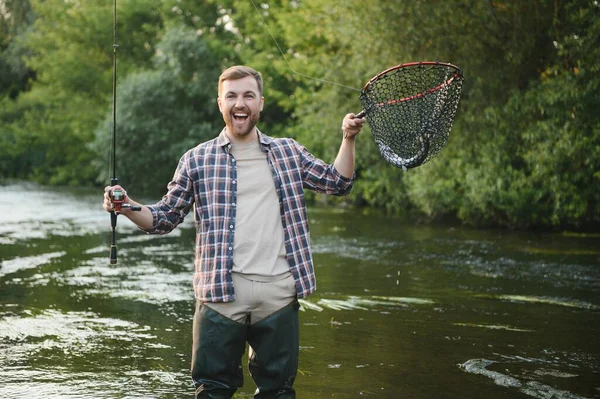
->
xmin=109 ymin=244 xmax=117 ymax=264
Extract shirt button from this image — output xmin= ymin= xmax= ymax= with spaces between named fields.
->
xmin=228 ymin=247 xmax=232 ymax=250
xmin=232 ymin=180 xmax=236 ymax=184
xmin=229 ymin=225 xmax=233 ymax=229
xmin=232 ymin=203 xmax=236 ymax=206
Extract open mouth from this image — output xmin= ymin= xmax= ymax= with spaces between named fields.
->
xmin=232 ymin=112 xmax=249 ymax=123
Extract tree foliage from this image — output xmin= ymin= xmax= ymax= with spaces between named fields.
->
xmin=0 ymin=0 xmax=598 ymax=229
xmin=92 ymin=25 xmax=225 ymax=195
xmin=0 ymin=0 xmax=162 ymax=185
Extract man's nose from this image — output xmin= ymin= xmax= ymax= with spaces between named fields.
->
xmin=234 ymin=95 xmax=245 ymax=108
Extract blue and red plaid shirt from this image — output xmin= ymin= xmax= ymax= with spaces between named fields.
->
xmin=145 ymin=129 xmax=354 ymax=302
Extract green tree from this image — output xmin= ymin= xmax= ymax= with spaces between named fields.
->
xmin=92 ymin=25 xmax=225 ymax=196
xmin=0 ymin=0 xmax=34 ymax=99
xmin=233 ymin=0 xmax=599 ymax=228
xmin=1 ymin=0 xmax=597 ymax=229
xmin=0 ymin=0 xmax=162 ymax=185
xmin=408 ymin=0 xmax=599 ymax=228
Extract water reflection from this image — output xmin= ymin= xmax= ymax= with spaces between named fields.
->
xmin=1 ymin=252 xmax=67 ymax=277
xmin=299 ymin=295 xmax=435 ymax=312
xmin=0 ymin=308 xmax=188 ymax=398
xmin=1 ymin=182 xmax=599 ymax=398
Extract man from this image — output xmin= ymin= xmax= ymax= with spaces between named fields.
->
xmin=103 ymin=65 xmax=365 ymax=398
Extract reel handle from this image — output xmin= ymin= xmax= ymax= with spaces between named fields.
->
xmin=121 ymin=203 xmax=142 ymax=211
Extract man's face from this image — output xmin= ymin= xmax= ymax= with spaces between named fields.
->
xmin=218 ymin=75 xmax=264 ymax=142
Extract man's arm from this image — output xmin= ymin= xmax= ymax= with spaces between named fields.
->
xmin=334 ymin=113 xmax=366 ymax=178
xmin=103 ymin=185 xmax=153 ymax=230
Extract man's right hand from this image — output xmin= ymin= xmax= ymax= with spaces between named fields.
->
xmin=102 ymin=185 xmax=153 ymax=230
xmin=103 ymin=185 xmax=126 ymax=213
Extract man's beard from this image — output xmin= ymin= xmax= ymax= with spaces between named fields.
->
xmin=225 ymin=110 xmax=259 ymax=137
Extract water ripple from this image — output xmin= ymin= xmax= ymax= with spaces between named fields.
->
xmin=460 ymin=358 xmax=590 ymax=399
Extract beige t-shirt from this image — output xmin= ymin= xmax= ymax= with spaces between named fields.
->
xmin=229 ymin=140 xmax=290 ymax=278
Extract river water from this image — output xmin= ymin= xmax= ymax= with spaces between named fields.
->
xmin=0 ymin=181 xmax=599 ymax=398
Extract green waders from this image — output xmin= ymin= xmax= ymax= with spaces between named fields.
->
xmin=248 ymin=300 xmax=299 ymax=398
xmin=192 ymin=304 xmax=247 ymax=398
xmin=192 ymin=300 xmax=299 ymax=399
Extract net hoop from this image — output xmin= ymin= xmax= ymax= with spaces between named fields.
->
xmin=362 ymin=61 xmax=462 ymax=108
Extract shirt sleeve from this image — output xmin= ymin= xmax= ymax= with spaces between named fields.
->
xmin=295 ymin=141 xmax=354 ymax=196
xmin=143 ymin=151 xmax=194 ymax=234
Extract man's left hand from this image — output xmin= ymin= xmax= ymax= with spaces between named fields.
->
xmin=341 ymin=113 xmax=366 ymax=139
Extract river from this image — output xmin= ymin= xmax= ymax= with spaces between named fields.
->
xmin=1 ymin=181 xmax=599 ymax=398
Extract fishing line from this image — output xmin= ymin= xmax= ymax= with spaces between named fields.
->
xmin=248 ymin=0 xmax=361 ymax=92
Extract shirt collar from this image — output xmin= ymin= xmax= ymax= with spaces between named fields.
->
xmin=217 ymin=127 xmax=273 ymax=149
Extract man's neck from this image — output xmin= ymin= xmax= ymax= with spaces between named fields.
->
xmin=225 ymin=127 xmax=259 ymax=145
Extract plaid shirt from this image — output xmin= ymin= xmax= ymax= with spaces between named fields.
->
xmin=145 ymin=129 xmax=354 ymax=302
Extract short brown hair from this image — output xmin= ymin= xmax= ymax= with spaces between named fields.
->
xmin=218 ymin=65 xmax=263 ymax=96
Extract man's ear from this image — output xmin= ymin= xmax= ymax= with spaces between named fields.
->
xmin=217 ymin=97 xmax=222 ymax=112
xmin=260 ymin=96 xmax=264 ymax=111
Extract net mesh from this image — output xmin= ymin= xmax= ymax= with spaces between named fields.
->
xmin=359 ymin=62 xmax=464 ymax=170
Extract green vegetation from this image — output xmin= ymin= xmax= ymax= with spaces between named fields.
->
xmin=1 ymin=0 xmax=598 ymax=229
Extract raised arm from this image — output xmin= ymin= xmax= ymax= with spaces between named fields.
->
xmin=334 ymin=113 xmax=366 ymax=178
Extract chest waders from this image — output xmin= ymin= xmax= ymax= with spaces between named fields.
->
xmin=192 ymin=300 xmax=299 ymax=398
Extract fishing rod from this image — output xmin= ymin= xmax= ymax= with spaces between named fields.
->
xmin=109 ymin=0 xmax=140 ymax=264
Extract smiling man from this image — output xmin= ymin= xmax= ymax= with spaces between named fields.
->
xmin=103 ymin=65 xmax=365 ymax=398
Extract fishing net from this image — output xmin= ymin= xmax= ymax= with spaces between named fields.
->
xmin=358 ymin=62 xmax=464 ymax=171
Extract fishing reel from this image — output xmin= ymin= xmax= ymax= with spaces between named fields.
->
xmin=109 ymin=187 xmax=141 ymax=213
